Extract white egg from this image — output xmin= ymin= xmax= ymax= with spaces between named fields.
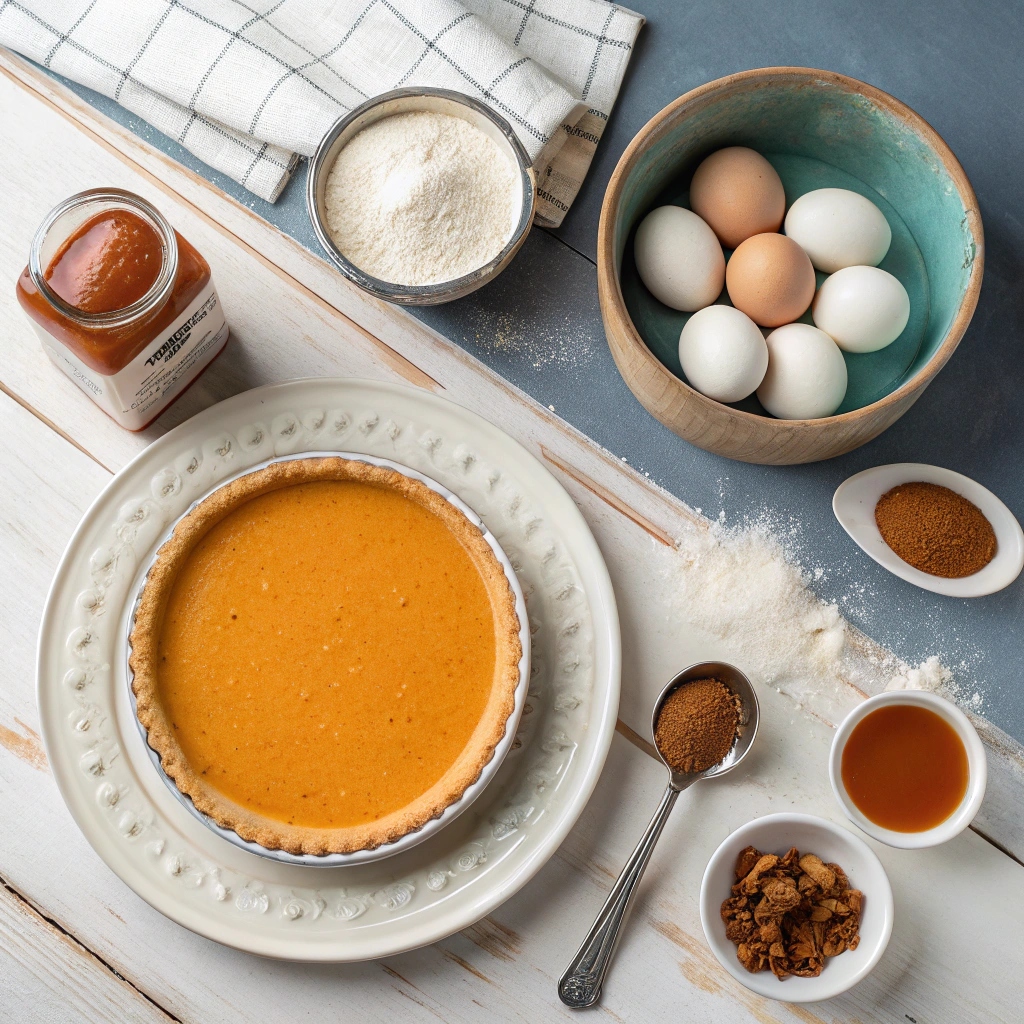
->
xmin=757 ymin=324 xmax=848 ymax=419
xmin=678 ymin=305 xmax=768 ymax=403
xmin=784 ymin=188 xmax=892 ymax=272
xmin=634 ymin=206 xmax=725 ymax=311
xmin=812 ymin=265 xmax=910 ymax=353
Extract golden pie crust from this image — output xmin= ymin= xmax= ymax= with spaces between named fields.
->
xmin=129 ymin=457 xmax=522 ymax=855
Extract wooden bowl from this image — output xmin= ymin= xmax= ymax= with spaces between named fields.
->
xmin=598 ymin=67 xmax=984 ymax=464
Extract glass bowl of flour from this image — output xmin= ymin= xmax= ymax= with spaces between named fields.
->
xmin=308 ymin=88 xmax=536 ymax=305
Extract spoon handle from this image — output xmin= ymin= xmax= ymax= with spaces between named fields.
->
xmin=558 ymin=781 xmax=682 ymax=1008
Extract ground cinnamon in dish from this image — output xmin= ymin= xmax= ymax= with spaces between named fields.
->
xmin=654 ymin=677 xmax=741 ymax=773
xmin=721 ymin=845 xmax=863 ymax=979
xmin=874 ymin=481 xmax=996 ymax=578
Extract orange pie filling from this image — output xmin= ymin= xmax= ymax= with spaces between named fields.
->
xmin=129 ymin=458 xmax=522 ymax=855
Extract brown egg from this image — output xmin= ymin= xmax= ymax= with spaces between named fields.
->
xmin=689 ymin=147 xmax=786 ymax=249
xmin=725 ymin=233 xmax=816 ymax=327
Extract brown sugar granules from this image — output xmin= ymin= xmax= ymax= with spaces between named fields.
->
xmin=654 ymin=677 xmax=741 ymax=774
xmin=875 ymin=481 xmax=996 ymax=578
xmin=720 ymin=845 xmax=863 ymax=980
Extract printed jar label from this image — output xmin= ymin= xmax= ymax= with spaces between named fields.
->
xmin=36 ymin=285 xmax=229 ymax=430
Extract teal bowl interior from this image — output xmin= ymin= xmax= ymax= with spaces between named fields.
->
xmin=617 ymin=73 xmax=979 ymax=417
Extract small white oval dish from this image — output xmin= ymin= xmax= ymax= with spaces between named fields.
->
xmin=700 ymin=812 xmax=894 ymax=1002
xmin=829 ymin=690 xmax=987 ymax=849
xmin=833 ymin=462 xmax=1024 ymax=597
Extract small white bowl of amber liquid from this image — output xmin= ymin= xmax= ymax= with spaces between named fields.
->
xmin=829 ymin=690 xmax=987 ymax=849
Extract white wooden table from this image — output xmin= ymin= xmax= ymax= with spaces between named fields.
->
xmin=2 ymin=51 xmax=1023 ymax=1024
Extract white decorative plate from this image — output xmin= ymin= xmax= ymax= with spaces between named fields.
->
xmin=37 ymin=378 xmax=621 ymax=961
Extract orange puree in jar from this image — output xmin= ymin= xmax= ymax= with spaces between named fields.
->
xmin=17 ymin=189 xmax=227 ymax=431
xmin=44 ymin=209 xmax=163 ymax=314
xmin=17 ymin=208 xmax=212 ymax=376
xmin=155 ymin=479 xmax=499 ymax=830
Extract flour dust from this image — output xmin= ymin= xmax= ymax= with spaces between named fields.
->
xmin=651 ymin=510 xmax=983 ymax=725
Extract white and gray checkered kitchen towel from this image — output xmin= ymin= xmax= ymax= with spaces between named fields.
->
xmin=0 ymin=0 xmax=644 ymax=225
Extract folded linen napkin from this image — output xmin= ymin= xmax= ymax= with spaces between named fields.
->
xmin=0 ymin=0 xmax=643 ymax=226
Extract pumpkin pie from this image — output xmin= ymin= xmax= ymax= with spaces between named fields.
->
xmin=129 ymin=456 xmax=522 ymax=855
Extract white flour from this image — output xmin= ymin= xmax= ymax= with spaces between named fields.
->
xmin=324 ymin=111 xmax=518 ymax=286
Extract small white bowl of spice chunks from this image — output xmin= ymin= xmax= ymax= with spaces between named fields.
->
xmin=833 ymin=463 xmax=1024 ymax=597
xmin=699 ymin=813 xmax=894 ymax=1002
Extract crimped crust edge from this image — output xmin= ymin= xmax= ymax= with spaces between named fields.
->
xmin=128 ymin=457 xmax=522 ymax=855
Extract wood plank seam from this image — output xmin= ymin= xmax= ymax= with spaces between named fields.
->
xmin=540 ymin=443 xmax=680 ymax=546
xmin=614 ymin=718 xmax=659 ymax=760
xmin=0 ymin=379 xmax=113 ymax=473
xmin=0 ymin=55 xmax=442 ymax=397
xmin=544 ymin=453 xmax=907 ymax=733
xmin=1 ymin=874 xmax=182 ymax=1022
xmin=971 ymin=827 xmax=1024 ymax=869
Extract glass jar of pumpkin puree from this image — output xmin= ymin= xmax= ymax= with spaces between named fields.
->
xmin=16 ymin=188 xmax=228 ymax=430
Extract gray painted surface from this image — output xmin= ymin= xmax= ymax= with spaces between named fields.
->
xmin=26 ymin=0 xmax=1024 ymax=740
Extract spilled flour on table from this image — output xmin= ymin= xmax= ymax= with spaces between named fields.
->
xmin=468 ymin=308 xmax=597 ymax=371
xmin=650 ymin=511 xmax=983 ymax=726
xmin=884 ymin=655 xmax=981 ymax=709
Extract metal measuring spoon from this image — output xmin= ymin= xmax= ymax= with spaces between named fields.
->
xmin=558 ymin=661 xmax=760 ymax=1009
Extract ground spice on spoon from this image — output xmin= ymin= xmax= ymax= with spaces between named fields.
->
xmin=874 ymin=481 xmax=996 ymax=578
xmin=654 ymin=677 xmax=742 ymax=773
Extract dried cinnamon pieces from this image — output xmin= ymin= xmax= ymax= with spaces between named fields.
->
xmin=875 ymin=481 xmax=996 ymax=578
xmin=720 ymin=845 xmax=863 ymax=979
